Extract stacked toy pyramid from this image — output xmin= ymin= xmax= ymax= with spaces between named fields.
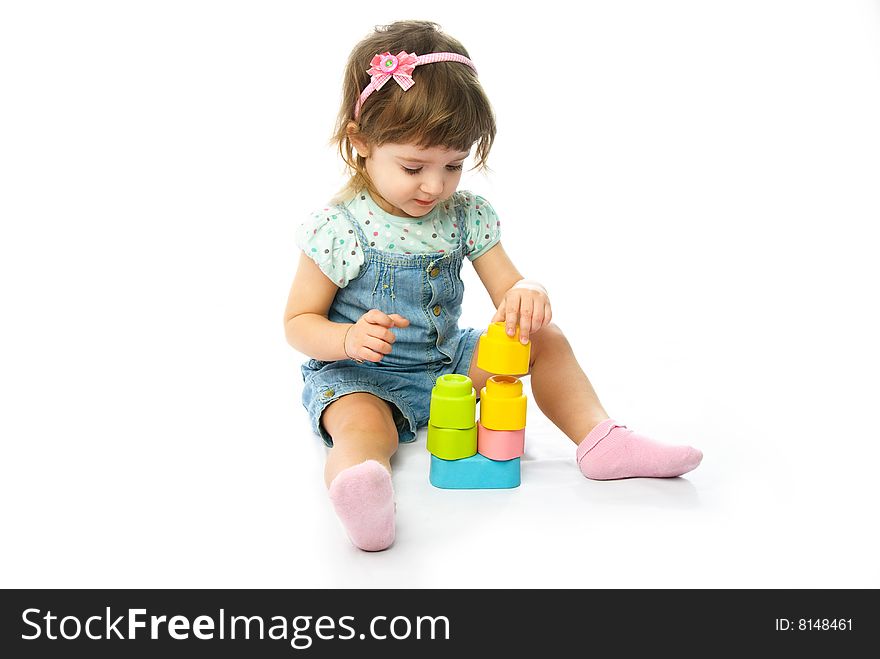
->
xmin=428 ymin=322 xmax=530 ymax=489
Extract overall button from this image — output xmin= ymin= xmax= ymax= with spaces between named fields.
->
xmin=323 ymin=389 xmax=335 ymax=398
xmin=429 ymin=267 xmax=440 ymax=278
xmin=432 ymin=305 xmax=442 ymax=316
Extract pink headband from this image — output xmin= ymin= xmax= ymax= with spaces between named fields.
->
xmin=354 ymin=50 xmax=478 ymax=119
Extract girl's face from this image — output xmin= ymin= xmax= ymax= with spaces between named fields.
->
xmin=361 ymin=142 xmax=471 ymax=218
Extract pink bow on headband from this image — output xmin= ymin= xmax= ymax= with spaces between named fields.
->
xmin=368 ymin=51 xmax=420 ymax=93
xmin=354 ymin=50 xmax=478 ymax=119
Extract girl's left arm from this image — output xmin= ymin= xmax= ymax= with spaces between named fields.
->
xmin=471 ymin=242 xmax=552 ymax=345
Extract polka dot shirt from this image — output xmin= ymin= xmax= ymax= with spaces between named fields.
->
xmin=295 ymin=189 xmax=502 ymax=287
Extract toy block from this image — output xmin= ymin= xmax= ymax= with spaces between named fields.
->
xmin=477 ymin=321 xmax=531 ymax=375
xmin=426 ymin=423 xmax=477 ymax=460
xmin=479 ymin=375 xmax=527 ymax=431
xmin=429 ymin=373 xmax=476 ymax=429
xmin=429 ymin=453 xmax=521 ymax=489
xmin=477 ymin=423 xmax=525 ymax=461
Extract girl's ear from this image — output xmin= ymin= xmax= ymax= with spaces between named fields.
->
xmin=346 ymin=121 xmax=370 ymax=158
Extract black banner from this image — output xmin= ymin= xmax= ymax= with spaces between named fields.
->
xmin=1 ymin=589 xmax=875 ymax=656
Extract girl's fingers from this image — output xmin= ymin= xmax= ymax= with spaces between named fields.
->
xmin=531 ymin=305 xmax=545 ymax=333
xmin=364 ymin=309 xmax=393 ymax=326
xmin=367 ymin=325 xmax=397 ymax=344
xmin=364 ymin=334 xmax=392 ymax=356
xmin=518 ymin=298 xmax=534 ymax=343
xmin=349 ymin=341 xmax=384 ymax=363
xmin=505 ymin=299 xmax=520 ymax=336
xmin=492 ymin=292 xmax=550 ymax=338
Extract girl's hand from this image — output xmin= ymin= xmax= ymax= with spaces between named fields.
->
xmin=344 ymin=309 xmax=410 ymax=362
xmin=491 ymin=288 xmax=552 ymax=345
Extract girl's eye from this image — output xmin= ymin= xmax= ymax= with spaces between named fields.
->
xmin=402 ymin=164 xmax=464 ymax=175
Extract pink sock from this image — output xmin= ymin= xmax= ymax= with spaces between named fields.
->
xmin=577 ymin=419 xmax=703 ymax=480
xmin=327 ymin=460 xmax=395 ymax=551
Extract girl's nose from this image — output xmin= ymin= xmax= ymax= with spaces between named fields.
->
xmin=420 ymin=177 xmax=443 ymax=196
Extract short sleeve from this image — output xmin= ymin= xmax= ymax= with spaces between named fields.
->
xmin=461 ymin=193 xmax=502 ymax=260
xmin=294 ymin=209 xmax=365 ymax=287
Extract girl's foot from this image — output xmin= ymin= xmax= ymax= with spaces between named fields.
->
xmin=577 ymin=419 xmax=702 ymax=480
xmin=328 ymin=460 xmax=395 ymax=551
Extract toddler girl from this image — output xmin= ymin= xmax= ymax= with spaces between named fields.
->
xmin=284 ymin=20 xmax=702 ymax=551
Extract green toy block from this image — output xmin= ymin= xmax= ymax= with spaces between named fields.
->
xmin=429 ymin=453 xmax=521 ymax=489
xmin=426 ymin=423 xmax=477 ymax=460
xmin=429 ymin=373 xmax=476 ymax=429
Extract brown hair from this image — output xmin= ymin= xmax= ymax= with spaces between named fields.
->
xmin=328 ymin=20 xmax=496 ymax=204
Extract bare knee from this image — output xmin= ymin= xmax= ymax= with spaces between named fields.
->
xmin=322 ymin=392 xmax=399 ymax=451
xmin=529 ymin=322 xmax=569 ymax=369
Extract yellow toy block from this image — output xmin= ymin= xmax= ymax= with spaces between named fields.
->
xmin=476 ymin=322 xmax=530 ymax=375
xmin=479 ymin=375 xmax=527 ymax=431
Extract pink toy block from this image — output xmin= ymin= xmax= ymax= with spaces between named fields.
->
xmin=477 ymin=422 xmax=525 ymax=461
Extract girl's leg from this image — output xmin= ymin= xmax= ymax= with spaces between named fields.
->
xmin=320 ymin=393 xmax=399 ymax=550
xmin=467 ymin=324 xmax=702 ymax=479
xmin=322 ymin=392 xmax=399 ymax=486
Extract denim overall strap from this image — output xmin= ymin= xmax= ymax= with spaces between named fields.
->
xmin=325 ymin=197 xmax=469 ymax=369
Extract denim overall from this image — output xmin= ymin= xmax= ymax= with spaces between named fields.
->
xmin=300 ymin=198 xmax=483 ymax=446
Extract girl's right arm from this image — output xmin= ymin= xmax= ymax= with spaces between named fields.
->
xmin=284 ymin=252 xmax=351 ymax=361
xmin=284 ymin=253 xmax=410 ymax=362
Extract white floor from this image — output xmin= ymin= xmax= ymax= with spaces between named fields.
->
xmin=272 ymin=374 xmax=880 ymax=589
xmin=3 ymin=346 xmax=877 ymax=590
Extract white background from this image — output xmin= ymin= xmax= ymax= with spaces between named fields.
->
xmin=2 ymin=1 xmax=878 ymax=589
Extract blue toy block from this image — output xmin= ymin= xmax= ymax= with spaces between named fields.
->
xmin=429 ymin=453 xmax=521 ymax=489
